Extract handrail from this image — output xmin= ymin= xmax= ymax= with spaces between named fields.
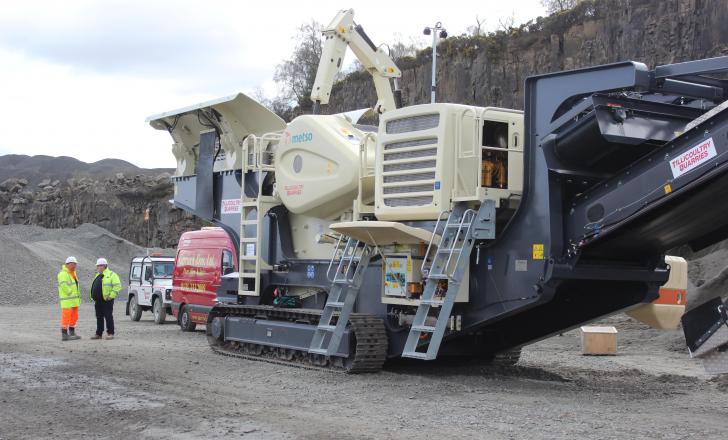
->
xmin=421 ymin=210 xmax=450 ymax=277
xmin=446 ymin=209 xmax=476 ymax=279
xmin=326 ymin=234 xmax=346 ymax=282
xmin=482 ymin=145 xmax=524 ymax=154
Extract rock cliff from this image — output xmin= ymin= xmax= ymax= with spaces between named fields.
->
xmin=0 ymin=161 xmax=201 ymax=248
xmin=327 ymin=0 xmax=728 ymax=114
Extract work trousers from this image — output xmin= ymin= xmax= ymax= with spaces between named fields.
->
xmin=95 ymin=300 xmax=115 ymax=336
xmin=60 ymin=307 xmax=79 ymax=330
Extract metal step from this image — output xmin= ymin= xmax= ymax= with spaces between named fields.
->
xmin=445 ymin=222 xmax=472 ymax=229
xmin=420 ymin=299 xmax=444 ymax=306
xmin=340 ymin=255 xmax=362 ymax=262
xmin=331 ymin=277 xmax=356 ymax=286
xmin=402 ymin=351 xmax=429 ymax=360
xmin=411 ymin=325 xmax=436 ymax=333
xmin=436 ymin=248 xmax=462 ymax=254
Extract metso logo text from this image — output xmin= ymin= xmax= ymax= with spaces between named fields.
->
xmin=292 ymin=132 xmax=313 ymax=143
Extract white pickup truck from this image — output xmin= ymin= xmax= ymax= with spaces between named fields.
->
xmin=125 ymin=255 xmax=175 ymax=324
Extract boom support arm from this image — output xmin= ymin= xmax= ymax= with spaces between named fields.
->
xmin=311 ymin=9 xmax=401 ymax=114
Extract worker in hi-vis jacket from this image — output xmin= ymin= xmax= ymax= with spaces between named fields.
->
xmin=90 ymin=258 xmax=121 ymax=340
xmin=57 ymin=256 xmax=82 ymax=341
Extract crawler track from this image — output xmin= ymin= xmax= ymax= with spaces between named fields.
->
xmin=206 ymin=305 xmax=387 ymax=373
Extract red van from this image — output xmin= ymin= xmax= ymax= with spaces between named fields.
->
xmin=172 ymin=227 xmax=237 ymax=331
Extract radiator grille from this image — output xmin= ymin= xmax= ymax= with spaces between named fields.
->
xmin=384 ymin=196 xmax=434 ymax=207
xmin=383 ymin=172 xmax=436 ymax=183
xmin=383 ymin=148 xmax=438 ymax=161
xmin=384 ymin=138 xmax=437 ymax=150
xmin=386 ymin=114 xmax=440 ymax=134
xmin=383 ymin=160 xmax=436 ymax=173
xmin=380 ymin=113 xmax=441 ymax=209
xmin=383 ymin=184 xmax=434 ymax=194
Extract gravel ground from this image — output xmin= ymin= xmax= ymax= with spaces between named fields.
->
xmin=0 ymin=303 xmax=725 ymax=440
xmin=1 ymin=225 xmax=726 ymax=438
xmin=0 ymin=224 xmax=167 ymax=306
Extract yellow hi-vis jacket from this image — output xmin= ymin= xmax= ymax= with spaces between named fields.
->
xmin=57 ymin=265 xmax=81 ymax=309
xmin=91 ymin=267 xmax=122 ymax=301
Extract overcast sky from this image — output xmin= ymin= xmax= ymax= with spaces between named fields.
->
xmin=0 ymin=0 xmax=546 ymax=168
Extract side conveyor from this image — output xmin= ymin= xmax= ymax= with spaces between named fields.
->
xmin=567 ymin=105 xmax=728 ymax=257
xmin=455 ymin=57 xmax=728 ymax=356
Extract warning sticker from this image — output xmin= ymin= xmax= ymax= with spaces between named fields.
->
xmin=532 ymin=244 xmax=544 ymax=260
xmin=669 ymin=137 xmax=717 ymax=178
xmin=221 ymin=198 xmax=241 ymax=214
xmin=285 ymin=184 xmax=303 ymax=196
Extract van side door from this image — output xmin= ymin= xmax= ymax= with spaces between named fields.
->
xmin=204 ymin=249 xmax=222 ymax=307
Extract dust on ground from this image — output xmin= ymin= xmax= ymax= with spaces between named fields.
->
xmin=0 ymin=303 xmax=725 ymax=440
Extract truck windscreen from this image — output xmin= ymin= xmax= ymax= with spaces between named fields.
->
xmin=153 ymin=262 xmax=174 ymax=278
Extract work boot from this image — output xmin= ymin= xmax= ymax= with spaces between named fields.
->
xmin=61 ymin=329 xmax=69 ymax=342
xmin=68 ymin=327 xmax=81 ymax=340
xmin=90 ymin=334 xmax=102 ymax=340
xmin=105 ymin=334 xmax=114 ymax=340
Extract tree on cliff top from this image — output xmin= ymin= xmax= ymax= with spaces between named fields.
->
xmin=273 ymin=21 xmax=323 ymax=113
xmin=541 ymin=0 xmax=578 ymax=14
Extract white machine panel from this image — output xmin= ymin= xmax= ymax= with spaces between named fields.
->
xmin=275 ymin=114 xmax=374 ymax=219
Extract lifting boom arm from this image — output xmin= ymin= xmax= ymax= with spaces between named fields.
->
xmin=310 ymin=9 xmax=402 ymax=114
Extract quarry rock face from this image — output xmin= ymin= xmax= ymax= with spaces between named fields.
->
xmin=327 ymin=0 xmax=728 ymax=115
xmin=0 ymin=174 xmax=201 ymax=248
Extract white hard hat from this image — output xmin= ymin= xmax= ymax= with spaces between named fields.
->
xmin=65 ymin=256 xmax=78 ymax=264
xmin=96 ymin=258 xmax=108 ymax=266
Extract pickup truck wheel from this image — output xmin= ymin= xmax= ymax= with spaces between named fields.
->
xmin=179 ymin=305 xmax=197 ymax=332
xmin=129 ymin=295 xmax=142 ymax=321
xmin=153 ymin=297 xmax=167 ymax=324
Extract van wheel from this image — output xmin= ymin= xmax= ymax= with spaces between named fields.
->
xmin=153 ymin=297 xmax=167 ymax=324
xmin=179 ymin=305 xmax=197 ymax=332
xmin=129 ymin=295 xmax=142 ymax=321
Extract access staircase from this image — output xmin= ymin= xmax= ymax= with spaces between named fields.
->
xmin=402 ymin=201 xmax=496 ymax=360
xmin=238 ymin=134 xmax=279 ymax=296
xmin=308 ymin=236 xmax=374 ymax=356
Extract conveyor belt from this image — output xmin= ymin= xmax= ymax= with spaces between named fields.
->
xmin=567 ymin=104 xmax=728 ymax=257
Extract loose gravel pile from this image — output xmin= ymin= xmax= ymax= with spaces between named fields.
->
xmin=678 ymin=240 xmax=728 ymax=309
xmin=0 ymin=223 xmax=149 ymax=306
